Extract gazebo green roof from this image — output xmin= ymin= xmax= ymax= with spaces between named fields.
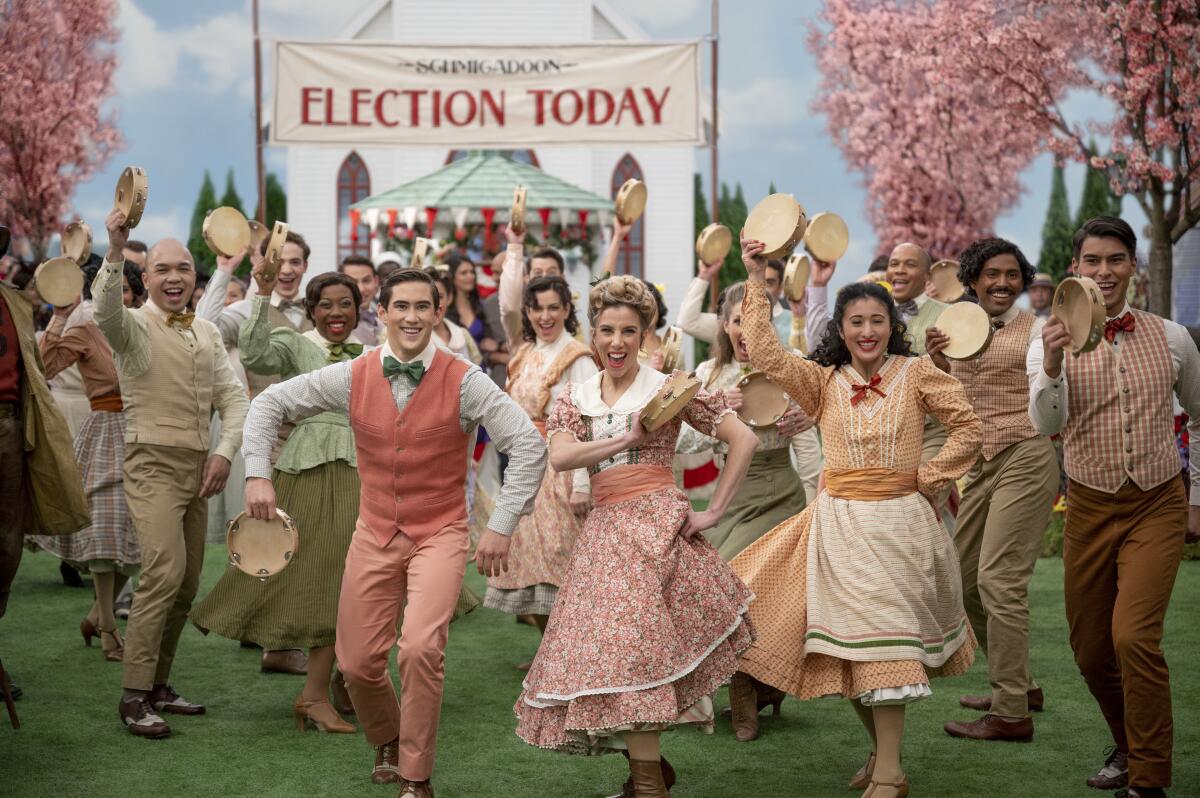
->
xmin=351 ymin=151 xmax=614 ymax=216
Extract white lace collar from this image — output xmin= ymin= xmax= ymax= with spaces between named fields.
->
xmin=574 ymin=363 xmax=667 ymax=416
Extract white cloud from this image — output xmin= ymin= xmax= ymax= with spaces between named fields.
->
xmin=91 ymin=207 xmax=190 ymax=252
xmin=719 ymin=76 xmax=814 ymax=151
xmin=604 ymin=0 xmax=705 ymax=28
xmin=115 ymin=0 xmax=182 ymax=92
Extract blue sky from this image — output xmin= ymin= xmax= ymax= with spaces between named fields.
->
xmin=73 ymin=0 xmax=1141 ymax=298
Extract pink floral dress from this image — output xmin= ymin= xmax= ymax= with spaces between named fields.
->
xmin=514 ymin=368 xmax=756 ymax=755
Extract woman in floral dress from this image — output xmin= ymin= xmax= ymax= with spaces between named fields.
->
xmin=730 ymin=239 xmax=982 ymax=798
xmin=515 ymin=276 xmax=759 ymax=798
xmin=484 ymin=276 xmax=597 ymax=666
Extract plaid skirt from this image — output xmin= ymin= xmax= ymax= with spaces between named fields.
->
xmin=29 ymin=410 xmax=140 ymax=573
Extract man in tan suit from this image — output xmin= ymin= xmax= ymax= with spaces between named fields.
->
xmin=94 ymin=210 xmax=249 ymax=739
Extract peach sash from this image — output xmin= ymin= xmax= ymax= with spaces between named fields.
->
xmin=532 ymin=419 xmax=548 ymax=439
xmin=89 ymin=392 xmax=124 ymax=412
xmin=592 ymin=464 xmax=677 ymax=506
xmin=823 ymin=468 xmax=917 ymax=501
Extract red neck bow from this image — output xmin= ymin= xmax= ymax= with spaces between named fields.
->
xmin=1104 ymin=312 xmax=1135 ymax=343
xmin=850 ymin=373 xmax=886 ymax=405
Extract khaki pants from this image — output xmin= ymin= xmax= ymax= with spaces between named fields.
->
xmin=1064 ymin=477 xmax=1186 ymax=790
xmin=955 ymin=436 xmax=1058 ymax=718
xmin=121 ymin=443 xmax=208 ymax=690
xmin=335 ymin=519 xmax=469 ymax=782
xmin=0 ymin=411 xmax=32 ymax=619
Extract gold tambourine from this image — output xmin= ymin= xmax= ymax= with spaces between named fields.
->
xmin=783 ymin=253 xmax=811 ymax=303
xmin=34 ymin=256 xmax=84 ymax=307
xmin=615 ymin=179 xmax=647 ymax=225
xmin=226 ymin=509 xmax=299 ymax=581
xmin=114 ymin=166 xmax=148 ymax=229
xmin=936 ymin=301 xmax=992 ymax=360
xmin=1052 ymin=275 xmax=1107 ymax=354
xmin=745 ymin=193 xmax=807 ymax=260
xmin=659 ymin=326 xmax=683 ymax=373
xmin=803 ymin=212 xmax=849 ymax=263
xmin=695 ymin=223 xmax=732 ymax=265
xmin=247 ymin=219 xmax=270 ymax=250
xmin=736 ymin=371 xmax=789 ymax=429
xmin=202 ymin=206 xmax=251 ymax=258
xmin=62 ymin=221 xmax=92 ymax=266
xmin=262 ymin=221 xmax=289 ymax=279
xmin=930 ymin=259 xmax=964 ymax=303
xmin=511 ymin=186 xmax=527 ymax=235
xmin=641 ymin=372 xmax=701 ymax=433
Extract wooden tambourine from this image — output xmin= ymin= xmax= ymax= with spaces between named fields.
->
xmin=511 ymin=186 xmax=527 ymax=235
xmin=262 ymin=221 xmax=289 ymax=278
xmin=202 ymin=207 xmax=251 ymax=258
xmin=114 ymin=166 xmax=148 ymax=229
xmin=227 ymin=509 xmax=299 ymax=581
xmin=34 ymin=257 xmax=84 ymax=307
xmin=247 ymin=219 xmax=270 ymax=250
xmin=783 ymin=253 xmax=811 ymax=303
xmin=659 ymin=326 xmax=683 ymax=373
xmin=745 ymin=193 xmax=807 ymax=260
xmin=696 ymin=223 xmax=732 ymax=265
xmin=411 ymin=237 xmax=433 ymax=269
xmin=641 ymin=372 xmax=701 ymax=433
xmin=61 ymin=221 xmax=92 ymax=266
xmin=1052 ymin=276 xmax=1107 ymax=354
xmin=736 ymin=371 xmax=789 ymax=429
xmin=615 ymin=179 xmax=647 ymax=225
xmin=936 ymin=301 xmax=992 ymax=360
xmin=930 ymin=259 xmax=964 ymax=302
xmin=803 ymin=212 xmax=849 ymax=263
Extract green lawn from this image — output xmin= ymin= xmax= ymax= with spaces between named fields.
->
xmin=1 ymin=548 xmax=1197 ymax=797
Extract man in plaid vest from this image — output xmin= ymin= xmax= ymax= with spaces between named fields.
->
xmin=1028 ymin=216 xmax=1200 ymax=798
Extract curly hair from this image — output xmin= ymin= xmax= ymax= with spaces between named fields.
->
xmin=808 ymin=282 xmax=913 ymax=368
xmin=83 ymin=255 xmax=144 ymax=301
xmin=304 ymin=272 xmax=362 ymax=327
xmin=521 ymin=275 xmax=579 ymax=343
xmin=588 ymin=275 xmax=657 ymax=330
xmin=957 ymin=237 xmax=1036 ymax=297
xmin=640 ymin=279 xmax=669 ymax=330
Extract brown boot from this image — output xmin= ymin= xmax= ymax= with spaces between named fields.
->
xmin=293 ymin=693 xmax=356 ymax=733
xmin=372 ymin=737 xmax=402 ymax=784
xmin=729 ymin=671 xmax=760 ymax=742
xmin=610 ymin=753 xmax=676 ymax=798
xmin=628 ymin=758 xmax=669 ymax=798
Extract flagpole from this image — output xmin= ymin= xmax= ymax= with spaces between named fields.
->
xmin=253 ymin=0 xmax=266 ymax=223
xmin=709 ymin=0 xmax=720 ymax=309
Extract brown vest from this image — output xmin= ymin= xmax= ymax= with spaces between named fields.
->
xmin=246 ymin=303 xmax=313 ymax=399
xmin=949 ymin=310 xmax=1041 ymax=461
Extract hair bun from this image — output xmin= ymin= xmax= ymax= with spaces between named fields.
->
xmin=588 ymin=275 xmax=657 ymax=328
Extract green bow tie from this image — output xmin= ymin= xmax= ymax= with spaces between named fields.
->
xmin=327 ymin=341 xmax=363 ymax=362
xmin=382 ymin=355 xmax=425 ymax=384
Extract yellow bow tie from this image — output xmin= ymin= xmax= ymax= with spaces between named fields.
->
xmin=167 ymin=311 xmax=195 ymax=330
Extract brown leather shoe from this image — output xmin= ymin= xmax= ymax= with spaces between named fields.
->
xmin=99 ymin=627 xmax=124 ymax=662
xmin=261 ymin=649 xmax=308 ymax=675
xmin=373 ymin=738 xmax=402 ymax=784
xmin=865 ymin=774 xmax=910 ymax=798
xmin=149 ymin=684 xmax=205 ymax=715
xmin=849 ymin=751 xmax=876 ymax=789
xmin=944 ymin=713 xmax=1033 ymax=742
xmin=330 ymin=668 xmax=355 ymax=716
xmin=959 ymin=687 xmax=1044 ymax=713
xmin=1087 ymin=746 xmax=1129 ymax=789
xmin=1118 ymin=788 xmax=1166 ymax=798
xmin=609 ymin=753 xmax=677 ymax=798
xmin=628 ymin=758 xmax=669 ymax=798
xmin=397 ymin=779 xmax=433 ymax=798
xmin=293 ymin=693 xmax=356 ymax=733
xmin=119 ymin=696 xmax=171 ymax=738
xmin=729 ymin=671 xmax=760 ymax=742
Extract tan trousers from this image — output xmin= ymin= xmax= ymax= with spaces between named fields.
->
xmin=1064 ymin=477 xmax=1186 ymax=790
xmin=121 ymin=443 xmax=208 ymax=690
xmin=954 ymin=436 xmax=1058 ymax=718
xmin=335 ymin=519 xmax=470 ymax=782
xmin=0 ymin=412 xmax=32 ymax=619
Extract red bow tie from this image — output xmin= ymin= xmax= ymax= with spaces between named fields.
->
xmin=1104 ymin=312 xmax=1135 ymax=343
xmin=850 ymin=373 xmax=886 ymax=406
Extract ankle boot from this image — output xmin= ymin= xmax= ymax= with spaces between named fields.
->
xmin=612 ymin=753 xmax=676 ymax=798
xmin=628 ymin=758 xmax=669 ymax=798
xmin=729 ymin=671 xmax=760 ymax=742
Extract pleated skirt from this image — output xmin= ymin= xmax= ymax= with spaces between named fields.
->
xmin=703 ymin=447 xmax=806 ymax=561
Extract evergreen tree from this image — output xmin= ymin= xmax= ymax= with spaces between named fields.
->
xmin=1038 ymin=163 xmax=1074 ymax=280
xmin=1075 ymin=140 xmax=1123 ymax=230
xmin=187 ymin=171 xmax=218 ymax=275
xmin=219 ymin=169 xmax=246 ymax=216
xmin=255 ymin=172 xmax=288 ymax=228
xmin=768 ymin=180 xmax=777 ymax=195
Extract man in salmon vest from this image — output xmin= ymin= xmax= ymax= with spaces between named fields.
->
xmin=1029 ymin=216 xmax=1200 ymax=798
xmin=241 ymin=268 xmax=546 ymax=798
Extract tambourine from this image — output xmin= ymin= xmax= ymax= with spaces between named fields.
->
xmin=34 ymin=257 xmax=84 ymax=307
xmin=930 ymin=259 xmax=964 ymax=303
xmin=1052 ymin=275 xmax=1107 ymax=354
xmin=936 ymin=301 xmax=992 ymax=360
xmin=736 ymin=371 xmax=789 ymax=429
xmin=511 ymin=186 xmax=527 ymax=235
xmin=114 ymin=166 xmax=148 ymax=229
xmin=262 ymin=221 xmax=289 ymax=278
xmin=745 ymin=193 xmax=807 ymax=260
xmin=783 ymin=253 xmax=811 ymax=303
xmin=202 ymin=206 xmax=251 ymax=258
xmin=226 ymin=509 xmax=299 ymax=581
xmin=0 ymin=225 xmax=9 ymax=258
xmin=803 ymin=212 xmax=849 ymax=263
xmin=696 ymin=223 xmax=732 ymax=265
xmin=411 ymin=237 xmax=433 ymax=269
xmin=248 ymin=219 xmax=270 ymax=250
xmin=659 ymin=326 xmax=683 ymax=373
xmin=641 ymin=372 xmax=701 ymax=433
xmin=62 ymin=221 xmax=92 ymax=266
xmin=615 ymin=179 xmax=647 ymax=226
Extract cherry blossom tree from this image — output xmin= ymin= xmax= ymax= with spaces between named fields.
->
xmin=0 ymin=0 xmax=122 ymax=260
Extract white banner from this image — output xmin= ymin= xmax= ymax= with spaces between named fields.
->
xmin=271 ymin=41 xmax=702 ymax=147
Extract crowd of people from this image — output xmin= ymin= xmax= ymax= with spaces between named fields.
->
xmin=1 ymin=203 xmax=1197 ymax=798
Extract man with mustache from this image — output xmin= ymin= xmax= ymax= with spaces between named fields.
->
xmin=925 ymin=238 xmax=1058 ymax=743
xmin=1028 ymin=216 xmax=1200 ymax=798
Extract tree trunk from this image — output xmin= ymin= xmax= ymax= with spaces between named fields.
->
xmin=1147 ymin=222 xmax=1174 ymax=318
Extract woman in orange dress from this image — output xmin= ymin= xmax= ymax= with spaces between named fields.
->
xmin=730 ymin=239 xmax=981 ymax=798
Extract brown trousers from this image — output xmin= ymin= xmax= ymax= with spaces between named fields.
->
xmin=1064 ymin=477 xmax=1187 ymax=789
xmin=955 ymin=436 xmax=1058 ymax=718
xmin=121 ymin=443 xmax=209 ymax=691
xmin=0 ymin=411 xmax=33 ymax=619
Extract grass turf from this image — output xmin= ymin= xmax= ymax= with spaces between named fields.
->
xmin=1 ymin=548 xmax=1197 ymax=798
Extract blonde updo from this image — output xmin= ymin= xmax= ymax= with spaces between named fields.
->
xmin=588 ymin=275 xmax=657 ymax=330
